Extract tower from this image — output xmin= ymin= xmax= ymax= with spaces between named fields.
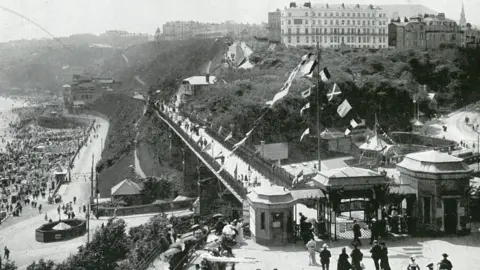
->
xmin=460 ymin=2 xmax=466 ymax=26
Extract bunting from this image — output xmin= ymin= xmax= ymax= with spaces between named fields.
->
xmin=224 ymin=131 xmax=233 ymax=141
xmin=300 ymin=103 xmax=310 ymax=116
xmin=301 ymin=87 xmax=311 ymax=98
xmin=337 ymin=100 xmax=352 ymax=118
xmin=320 ymin=67 xmax=331 ymax=82
xmin=300 ymin=128 xmax=310 ymax=141
xmin=327 ymin=83 xmax=342 ymax=102
xmin=292 ymin=170 xmax=304 ymax=186
xmin=218 ymin=126 xmax=223 ymax=134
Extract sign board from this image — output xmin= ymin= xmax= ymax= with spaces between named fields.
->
xmin=272 ymin=221 xmax=281 ymax=228
xmin=339 ymin=200 xmax=366 ymax=212
xmin=55 ymin=234 xmax=62 ymax=240
xmin=254 ymin=143 xmax=288 ymax=161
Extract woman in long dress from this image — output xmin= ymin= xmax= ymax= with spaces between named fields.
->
xmin=235 ymin=219 xmax=244 ymax=244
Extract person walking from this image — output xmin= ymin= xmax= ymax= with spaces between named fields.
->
xmin=350 ymin=244 xmax=363 ymax=270
xmin=4 ymin=246 xmax=9 ymax=260
xmin=438 ymin=253 xmax=453 ymax=270
xmin=306 ymin=236 xmax=317 ymax=266
xmin=352 ymin=219 xmax=362 ymax=247
xmin=337 ymin=247 xmax=351 ymax=270
xmin=380 ymin=242 xmax=391 ymax=270
xmin=370 ymin=218 xmax=378 ymax=245
xmin=370 ymin=240 xmax=382 ymax=270
xmin=407 ymin=256 xmax=420 ymax=270
xmin=319 ymin=244 xmax=331 ymax=270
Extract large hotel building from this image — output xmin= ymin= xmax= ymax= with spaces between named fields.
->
xmin=280 ymin=3 xmax=389 ymax=48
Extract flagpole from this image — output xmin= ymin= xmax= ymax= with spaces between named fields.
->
xmin=316 ymin=42 xmax=322 ymax=171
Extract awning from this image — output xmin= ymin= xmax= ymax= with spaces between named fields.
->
xmin=389 ymin=184 xmax=416 ymax=196
xmin=291 ymin=188 xmax=325 ymax=200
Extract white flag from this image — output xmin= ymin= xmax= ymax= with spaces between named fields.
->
xmin=224 ymin=131 xmax=233 ymax=141
xmin=266 ymin=84 xmax=290 ymax=106
xmin=327 ymin=83 xmax=342 ymax=101
xmin=345 ymin=128 xmax=351 ymax=136
xmin=246 ymin=128 xmax=254 ymax=137
xmin=300 ymin=103 xmax=310 ymax=116
xmin=233 ymin=136 xmax=248 ymax=150
xmin=337 ymin=100 xmax=352 ymax=118
xmin=350 ymin=119 xmax=359 ymax=129
xmin=301 ymin=88 xmax=311 ymax=98
xmin=300 ymin=128 xmax=310 ymax=141
xmin=320 ymin=67 xmax=331 ymax=82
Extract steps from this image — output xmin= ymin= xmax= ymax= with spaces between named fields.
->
xmin=402 ymin=246 xmax=423 ymax=257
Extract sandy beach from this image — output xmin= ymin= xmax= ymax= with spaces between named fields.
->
xmin=0 ymin=96 xmax=31 ymax=151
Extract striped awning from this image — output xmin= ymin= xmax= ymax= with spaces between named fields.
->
xmin=389 ymin=184 xmax=416 ymax=196
xmin=291 ymin=188 xmax=325 ymax=200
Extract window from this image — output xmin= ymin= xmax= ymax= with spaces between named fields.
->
xmin=296 ymin=28 xmax=300 ymax=34
xmin=353 ymin=20 xmax=355 ymax=25
xmin=318 ymin=20 xmax=321 ymax=24
xmin=288 ymin=12 xmax=291 ymax=17
xmin=305 ymin=20 xmax=308 ymax=24
xmin=358 ymin=36 xmax=361 ymax=42
xmin=342 ymin=13 xmax=344 ymax=17
xmin=358 ymin=29 xmax=361 ymax=34
xmin=423 ymin=197 xmax=431 ymax=224
xmin=341 ymin=28 xmax=344 ymax=34
xmin=305 ymin=28 xmax=308 ymax=34
xmin=363 ymin=20 xmax=366 ymax=26
xmin=347 ymin=20 xmax=350 ymax=25
xmin=324 ymin=28 xmax=327 ymax=34
xmin=352 ymin=13 xmax=355 ymax=17
xmin=324 ymin=12 xmax=327 ymax=17
xmin=334 ymin=28 xmax=337 ymax=34
xmin=288 ymin=36 xmax=292 ymax=43
xmin=297 ymin=36 xmax=300 ymax=43
xmin=368 ymin=21 xmax=370 ymax=26
xmin=330 ymin=12 xmax=333 ymax=17
xmin=288 ymin=28 xmax=291 ymax=34
xmin=324 ymin=20 xmax=327 ymax=25
xmin=336 ymin=20 xmax=339 ymax=25
xmin=313 ymin=20 xmax=315 ymax=25
xmin=282 ymin=29 xmax=284 ymax=35
xmin=306 ymin=36 xmax=309 ymax=43
xmin=288 ymin=20 xmax=291 ymax=25
xmin=330 ymin=36 xmax=333 ymax=42
xmin=312 ymin=12 xmax=315 ymax=16
xmin=363 ymin=13 xmax=366 ymax=17
xmin=336 ymin=12 xmax=339 ymax=16
xmin=368 ymin=13 xmax=370 ymax=17
xmin=341 ymin=20 xmax=345 ymax=25
xmin=330 ymin=20 xmax=333 ymax=25
xmin=260 ymin=212 xmax=266 ymax=229
xmin=358 ymin=20 xmax=360 ymax=25
xmin=347 ymin=13 xmax=350 ymax=17
xmin=305 ymin=12 xmax=308 ymax=17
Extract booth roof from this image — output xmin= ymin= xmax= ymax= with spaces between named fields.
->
xmin=282 ymin=156 xmax=354 ymax=177
xmin=397 ymin=150 xmax=472 ymax=174
xmin=111 ymin=179 xmax=142 ymax=196
xmin=312 ymin=166 xmax=384 ymax=188
xmin=359 ymin=135 xmax=390 ymax=152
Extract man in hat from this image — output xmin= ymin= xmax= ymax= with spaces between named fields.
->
xmin=306 ymin=236 xmax=317 ymax=266
xmin=350 ymin=243 xmax=363 ymax=270
xmin=426 ymin=263 xmax=435 ymax=270
xmin=370 ymin=218 xmax=378 ymax=245
xmin=319 ymin=243 xmax=331 ymax=270
xmin=438 ymin=253 xmax=453 ymax=270
xmin=370 ymin=240 xmax=382 ymax=270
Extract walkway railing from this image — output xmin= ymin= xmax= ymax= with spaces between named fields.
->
xmin=155 ymin=109 xmax=246 ymax=202
xmin=178 ymin=112 xmax=294 ymax=189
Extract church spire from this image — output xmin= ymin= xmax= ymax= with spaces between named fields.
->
xmin=460 ymin=1 xmax=466 ymax=26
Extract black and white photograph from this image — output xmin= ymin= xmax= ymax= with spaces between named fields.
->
xmin=0 ymin=0 xmax=479 ymax=269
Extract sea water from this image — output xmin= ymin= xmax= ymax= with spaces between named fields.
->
xmin=0 ymin=96 xmax=30 ymax=151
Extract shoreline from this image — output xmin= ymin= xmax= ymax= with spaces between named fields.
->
xmin=0 ymin=96 xmax=32 ymax=151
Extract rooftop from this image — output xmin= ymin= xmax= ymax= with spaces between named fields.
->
xmin=404 ymin=150 xmax=462 ymax=163
xmin=111 ymin=179 xmax=143 ymax=196
xmin=182 ymin=76 xmax=217 ymax=86
xmin=282 ymin=156 xmax=355 ymax=177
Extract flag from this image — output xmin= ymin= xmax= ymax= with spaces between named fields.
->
xmin=218 ymin=126 xmax=223 ymax=134
xmin=224 ymin=131 xmax=233 ymax=141
xmin=215 ymin=151 xmax=223 ymax=159
xmin=266 ymin=84 xmax=290 ymax=106
xmin=304 ymin=60 xmax=318 ymax=77
xmin=337 ymin=99 xmax=352 ymax=117
xmin=345 ymin=128 xmax=351 ymax=136
xmin=327 ymin=83 xmax=342 ymax=101
xmin=320 ymin=67 xmax=331 ymax=82
xmin=233 ymin=136 xmax=248 ymax=150
xmin=234 ymin=164 xmax=238 ymax=180
xmin=246 ymin=128 xmax=254 ymax=137
xmin=350 ymin=119 xmax=359 ymax=129
xmin=292 ymin=170 xmax=304 ymax=185
xmin=202 ymin=143 xmax=211 ymax=152
xmin=301 ymin=87 xmax=311 ymax=98
xmin=300 ymin=52 xmax=314 ymax=65
xmin=300 ymin=103 xmax=310 ymax=116
xmin=300 ymin=128 xmax=310 ymax=141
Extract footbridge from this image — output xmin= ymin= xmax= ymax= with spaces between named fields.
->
xmin=153 ymin=105 xmax=294 ymax=203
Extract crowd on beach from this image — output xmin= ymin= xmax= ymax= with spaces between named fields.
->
xmin=0 ymin=101 xmax=91 ymax=224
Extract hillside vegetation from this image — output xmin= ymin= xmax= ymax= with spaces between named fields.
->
xmin=181 ymin=44 xmax=480 ymax=161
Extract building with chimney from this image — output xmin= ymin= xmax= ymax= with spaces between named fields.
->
xmin=280 ymin=2 xmax=389 ymax=48
xmin=388 ymin=13 xmax=464 ymax=49
xmin=268 ymin=9 xmax=282 ymax=42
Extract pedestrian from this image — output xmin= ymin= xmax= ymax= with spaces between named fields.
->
xmin=370 ymin=240 xmax=382 ymax=270
xmin=306 ymin=236 xmax=317 ymax=266
xmin=4 ymin=246 xmax=9 ymax=260
xmin=426 ymin=263 xmax=435 ymax=270
xmin=407 ymin=256 xmax=420 ymax=270
xmin=73 ymin=196 xmax=76 ymax=204
xmin=438 ymin=253 xmax=453 ymax=270
xmin=319 ymin=243 xmax=331 ymax=270
xmin=38 ymin=204 xmax=42 ymax=213
xmin=350 ymin=244 xmax=363 ymax=270
xmin=380 ymin=242 xmax=391 ymax=270
xmin=337 ymin=247 xmax=351 ymax=270
xmin=352 ymin=219 xmax=362 ymax=247
xmin=370 ymin=218 xmax=378 ymax=244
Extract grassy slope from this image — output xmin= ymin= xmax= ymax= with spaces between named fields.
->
xmin=184 ymin=43 xmax=480 ymax=162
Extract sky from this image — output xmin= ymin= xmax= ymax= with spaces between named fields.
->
xmin=0 ymin=0 xmax=478 ymax=42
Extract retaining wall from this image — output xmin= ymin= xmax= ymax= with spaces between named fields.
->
xmin=95 ymin=198 xmax=195 ymax=217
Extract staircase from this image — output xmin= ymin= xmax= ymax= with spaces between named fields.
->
xmin=402 ymin=246 xmax=423 ymax=258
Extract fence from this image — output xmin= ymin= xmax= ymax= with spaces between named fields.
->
xmin=157 ymin=109 xmax=246 ymax=201
xmin=95 ymin=198 xmax=196 ymax=217
xmin=35 ymin=218 xmax=87 ymax=243
xmin=178 ymin=111 xmax=294 ymax=189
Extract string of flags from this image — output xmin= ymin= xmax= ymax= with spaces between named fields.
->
xmin=215 ymin=53 xmax=316 ymax=174
xmin=376 ymin=123 xmax=396 ymax=145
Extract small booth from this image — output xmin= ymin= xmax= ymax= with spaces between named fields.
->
xmin=110 ymin=179 xmax=143 ymax=205
xmin=247 ymin=185 xmax=325 ymax=245
xmin=359 ymin=135 xmax=399 ymax=165
xmin=411 ymin=120 xmax=424 ymax=134
xmin=396 ymin=150 xmax=473 ymax=234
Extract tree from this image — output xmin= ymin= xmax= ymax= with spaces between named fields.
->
xmin=3 ymin=261 xmax=18 ymax=270
xmin=140 ymin=176 xmax=173 ymax=204
xmin=26 ymin=259 xmax=56 ymax=270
